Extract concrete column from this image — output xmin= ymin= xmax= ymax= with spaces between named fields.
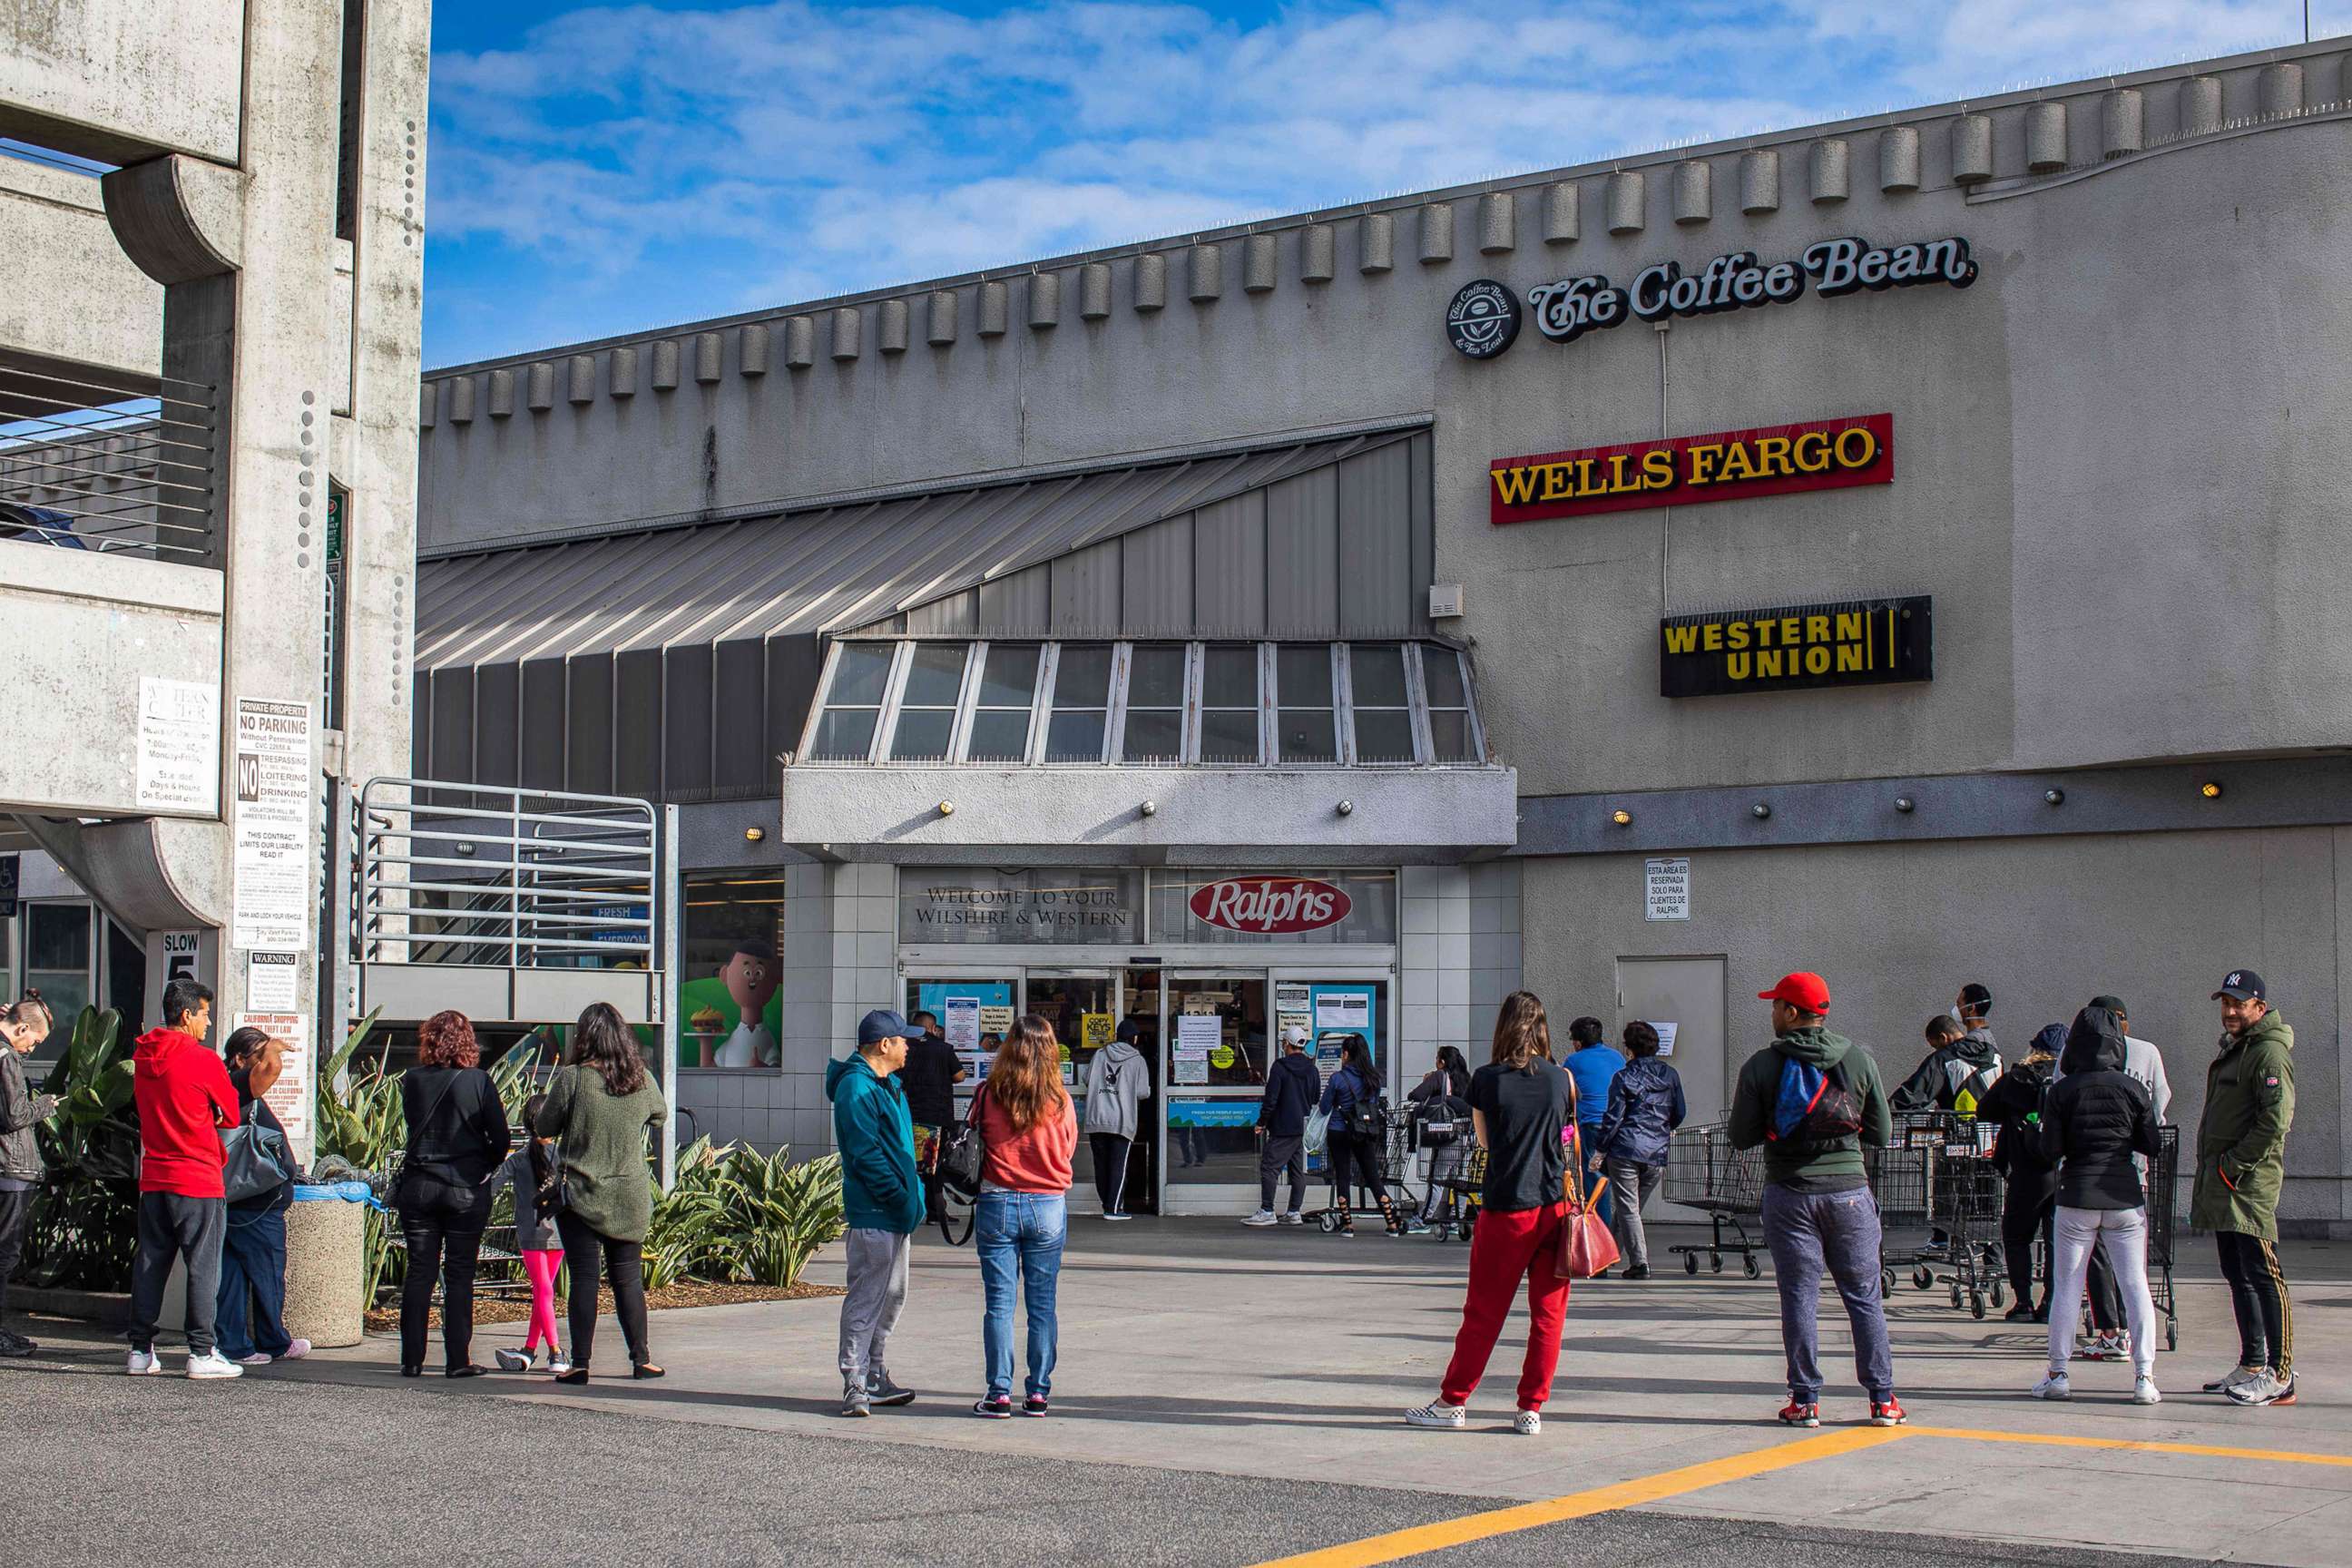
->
xmin=2102 ymin=90 xmax=2144 ymax=158
xmin=1476 ymin=191 xmax=1514 ymax=254
xmin=2025 ymin=101 xmax=2068 ymax=172
xmin=1951 ymin=114 xmax=1994 ymax=184
xmin=1243 ymin=233 xmax=1277 ymax=291
xmin=1738 ymin=150 xmax=1779 ymax=213
xmin=1809 ymin=138 xmax=1849 ymax=203
xmin=1134 ymin=252 xmax=1167 ymax=311
xmin=1671 ymin=160 xmax=1711 ymax=223
xmin=1605 ymin=171 xmax=1644 ymax=233
xmin=1298 ymin=224 xmax=1335 ymax=282
xmin=1358 ymin=212 xmax=1393 ymax=274
xmin=1080 ymin=261 xmax=1112 ymax=318
xmin=1878 ymin=125 xmax=1920 ymax=192
xmin=1417 ymin=202 xmax=1453 ymax=263
xmin=1543 ymin=181 xmax=1579 ymax=242
xmin=877 ymin=298 xmax=908 ymax=354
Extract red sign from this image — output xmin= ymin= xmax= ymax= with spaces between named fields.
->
xmin=1188 ymin=877 xmax=1352 ymax=935
xmin=1490 ymin=413 xmax=1892 ymax=525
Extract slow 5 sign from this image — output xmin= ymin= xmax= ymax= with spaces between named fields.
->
xmin=1189 ymin=877 xmax=1353 ymax=936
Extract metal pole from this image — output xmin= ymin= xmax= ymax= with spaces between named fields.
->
xmin=658 ymin=803 xmax=681 ymax=1190
xmin=326 ymin=778 xmax=354 ymax=1099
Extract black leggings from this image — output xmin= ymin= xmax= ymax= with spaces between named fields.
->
xmin=397 ymin=1174 xmax=491 ymax=1371
xmin=2216 ymin=1230 xmax=2294 ymax=1377
xmin=556 ymin=1209 xmax=649 ymax=1369
xmin=1089 ymin=1133 xmax=1133 ymax=1215
xmin=1328 ymin=1132 xmax=1398 ymax=1229
xmin=2000 ymin=1195 xmax=2053 ymax=1310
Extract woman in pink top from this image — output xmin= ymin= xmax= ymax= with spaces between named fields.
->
xmin=970 ymin=1014 xmax=1077 ymax=1417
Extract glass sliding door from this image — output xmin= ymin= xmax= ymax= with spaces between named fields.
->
xmin=1161 ymin=970 xmax=1269 ymax=1207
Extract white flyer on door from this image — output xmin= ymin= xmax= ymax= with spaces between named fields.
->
xmin=1314 ymin=991 xmax=1369 ymax=1031
xmin=1647 ymin=1020 xmax=1679 ymax=1058
xmin=943 ymin=996 xmax=980 ymax=1050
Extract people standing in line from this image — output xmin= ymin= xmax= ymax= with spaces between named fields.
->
xmin=1406 ymin=1045 xmax=1474 ymax=1233
xmin=1976 ymin=1022 xmax=2063 ymax=1323
xmin=126 ymin=979 xmax=243 ymax=1379
xmin=1893 ymin=986 xmax=2004 ymax=1112
xmin=1728 ymin=972 xmax=1905 ymax=1429
xmin=2190 ymin=970 xmax=2298 ymax=1407
xmin=2082 ymin=995 xmax=2173 ymax=1121
xmin=493 ymin=1092 xmax=568 ymax=1374
xmin=0 ymin=991 xmax=59 ymax=1357
xmin=2054 ymin=997 xmax=2165 ymax=1362
xmin=537 ymin=1002 xmax=667 ymax=1386
xmin=213 ymin=1028 xmax=309 ymax=1367
xmin=1246 ymin=1024 xmax=1321 ymax=1227
xmin=1318 ymin=1034 xmax=1406 ymax=1237
xmin=1083 ymin=1018 xmax=1152 ymax=1221
xmin=970 ymin=1015 xmax=1077 ymax=1418
xmin=828 ymin=1009 xmax=927 ymax=1416
xmin=2031 ymin=1005 xmax=2163 ymax=1406
xmin=898 ymin=1009 xmax=966 ymax=1224
xmin=395 ymin=1009 xmax=514 ymax=1379
xmin=1406 ymin=992 xmax=1576 ymax=1436
xmin=1559 ymin=1017 xmax=1622 ymax=1229
xmin=1593 ymin=1021 xmax=1685 ymax=1280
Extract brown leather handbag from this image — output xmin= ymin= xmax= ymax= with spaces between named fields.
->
xmin=1558 ymin=1130 xmax=1622 ymax=1279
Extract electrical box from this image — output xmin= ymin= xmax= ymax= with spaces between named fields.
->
xmin=1428 ymin=582 xmax=1465 ymax=618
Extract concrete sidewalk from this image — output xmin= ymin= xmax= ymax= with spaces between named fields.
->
xmin=280 ymin=1220 xmax=2350 ymax=1565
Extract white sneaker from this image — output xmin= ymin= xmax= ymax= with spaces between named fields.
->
xmin=234 ymin=1352 xmax=272 ymax=1366
xmin=280 ymin=1339 xmax=310 ymax=1360
xmin=2133 ymin=1376 xmax=2162 ymax=1406
xmin=1514 ymin=1409 xmax=1542 ymax=1436
xmin=1241 ymin=1210 xmax=1279 ymax=1227
xmin=2032 ymin=1372 xmax=2072 ymax=1400
xmin=185 ymin=1350 xmax=245 ymax=1379
xmin=1405 ymin=1400 xmax=1467 ymax=1429
xmin=549 ymin=1352 xmax=573 ymax=1375
xmin=1279 ymin=1211 xmax=1304 ymax=1225
xmin=2202 ymin=1364 xmax=2259 ymax=1394
xmin=1102 ymin=1211 xmax=1133 ymax=1222
xmin=495 ymin=1348 xmax=533 ymax=1372
xmin=125 ymin=1349 xmax=163 ymax=1376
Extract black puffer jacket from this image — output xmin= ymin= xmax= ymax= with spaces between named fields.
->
xmin=1975 ymin=1045 xmax=2056 ymax=1210
xmin=2038 ymin=1007 xmax=2160 ymax=1210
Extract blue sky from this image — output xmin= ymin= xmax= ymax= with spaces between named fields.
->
xmin=422 ymin=1 xmax=2343 ymax=367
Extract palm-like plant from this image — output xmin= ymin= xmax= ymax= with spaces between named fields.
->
xmin=23 ymin=1005 xmax=138 ymax=1289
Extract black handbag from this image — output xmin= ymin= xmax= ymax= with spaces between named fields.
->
xmin=220 ymin=1116 xmax=291 ymax=1203
xmin=1343 ymin=1093 xmax=1388 ymax=1140
xmin=936 ymin=1084 xmax=989 ymax=1200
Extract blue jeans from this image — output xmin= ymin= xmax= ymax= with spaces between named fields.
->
xmin=976 ymin=1192 xmax=1065 ymax=1399
xmin=1760 ymin=1182 xmax=1895 ymax=1404
xmin=215 ymin=1204 xmax=293 ymax=1360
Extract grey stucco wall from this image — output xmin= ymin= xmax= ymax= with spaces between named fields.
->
xmin=1521 ymin=825 xmax=2350 ymax=1230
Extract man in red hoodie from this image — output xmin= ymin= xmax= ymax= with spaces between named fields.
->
xmin=128 ymin=978 xmax=242 ymax=1378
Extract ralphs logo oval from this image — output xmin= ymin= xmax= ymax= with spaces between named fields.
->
xmin=1190 ymin=877 xmax=1352 ymax=935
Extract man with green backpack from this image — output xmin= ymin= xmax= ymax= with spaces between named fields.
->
xmin=1729 ymin=972 xmax=1904 ymax=1431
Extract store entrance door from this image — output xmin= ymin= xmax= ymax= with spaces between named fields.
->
xmin=1160 ymin=970 xmax=1269 ymax=1211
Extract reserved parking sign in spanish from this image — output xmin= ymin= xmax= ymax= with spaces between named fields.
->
xmin=1490 ymin=413 xmax=1891 ymax=525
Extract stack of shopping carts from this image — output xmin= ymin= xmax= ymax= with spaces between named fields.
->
xmin=1661 ymin=1123 xmax=1766 ymax=1279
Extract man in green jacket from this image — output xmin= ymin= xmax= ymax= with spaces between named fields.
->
xmin=2190 ymin=970 xmax=2297 ymax=1406
xmin=827 ymin=1009 xmax=928 ymax=1418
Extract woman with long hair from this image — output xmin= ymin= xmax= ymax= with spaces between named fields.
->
xmin=1407 ymin=991 xmax=1577 ymax=1436
xmin=1409 ymin=1045 xmax=1474 ymax=1232
xmin=1318 ymin=1034 xmax=1404 ymax=1237
xmin=215 ymin=1026 xmax=309 ymax=1365
xmin=397 ymin=1010 xmax=514 ymax=1377
xmin=535 ymin=1002 xmax=668 ymax=1384
xmin=970 ymin=1014 xmax=1078 ymax=1416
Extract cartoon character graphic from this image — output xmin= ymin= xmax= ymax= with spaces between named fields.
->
xmin=714 ymin=940 xmax=780 ymax=1067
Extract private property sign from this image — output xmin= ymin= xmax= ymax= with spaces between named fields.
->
xmin=1491 ymin=414 xmax=1891 ymax=525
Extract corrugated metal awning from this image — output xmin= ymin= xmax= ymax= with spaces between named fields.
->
xmin=416 ymin=427 xmax=1417 ymax=672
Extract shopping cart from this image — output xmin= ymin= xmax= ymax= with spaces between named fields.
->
xmin=1868 ymin=1117 xmax=1940 ymax=1298
xmin=2147 ymin=1124 xmax=2181 ymax=1350
xmin=1302 ymin=1103 xmax=1421 ymax=1232
xmin=1428 ymin=1146 xmax=1486 ymax=1241
xmin=1662 ymin=1122 xmax=1766 ymax=1279
xmin=1917 ymin=1115 xmax=2006 ymax=1319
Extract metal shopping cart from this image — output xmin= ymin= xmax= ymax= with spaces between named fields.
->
xmin=2147 ymin=1125 xmax=2181 ymax=1350
xmin=1302 ymin=1102 xmax=1422 ymax=1232
xmin=1662 ymin=1122 xmax=1766 ymax=1279
xmin=1918 ymin=1114 xmax=2007 ymax=1318
xmin=1868 ymin=1119 xmax=1940 ymax=1298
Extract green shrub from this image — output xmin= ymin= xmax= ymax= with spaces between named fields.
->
xmin=23 ymin=1005 xmax=138 ymax=1289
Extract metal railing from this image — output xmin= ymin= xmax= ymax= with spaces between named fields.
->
xmin=0 ymin=357 xmax=217 ymax=562
xmin=353 ymin=779 xmax=659 ymax=969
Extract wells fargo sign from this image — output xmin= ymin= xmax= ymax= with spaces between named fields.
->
xmin=1490 ymin=413 xmax=1890 ymax=525
xmin=1661 ymin=596 xmax=1931 ymax=698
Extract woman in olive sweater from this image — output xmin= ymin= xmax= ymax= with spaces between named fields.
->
xmin=536 ymin=1002 xmax=668 ymax=1383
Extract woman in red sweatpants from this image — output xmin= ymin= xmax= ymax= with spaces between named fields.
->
xmin=1407 ymin=991 xmax=1580 ymax=1436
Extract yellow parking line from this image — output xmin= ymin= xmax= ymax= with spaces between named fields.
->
xmin=1910 ymin=1425 xmax=2352 ymax=1468
xmin=1250 ymin=1426 xmax=1911 ymax=1568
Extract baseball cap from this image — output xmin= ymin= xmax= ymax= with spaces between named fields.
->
xmin=2088 ymin=994 xmax=2127 ymax=1015
xmin=1758 ymin=972 xmax=1831 ymax=1014
xmin=856 ymin=1009 xmax=926 ymax=1046
xmin=1115 ymin=1016 xmax=1147 ymax=1045
xmin=2211 ymin=969 xmax=2267 ymax=1002
xmin=1280 ymin=1023 xmax=1309 ymax=1048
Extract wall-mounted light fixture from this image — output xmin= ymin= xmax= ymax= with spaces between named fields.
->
xmin=744 ymin=826 xmax=766 ymax=843
xmin=1612 ymin=808 xmax=1633 ymax=827
xmin=2200 ymin=781 xmax=2223 ymax=799
xmin=936 ymin=800 xmax=956 ymax=817
xmin=1895 ymin=797 xmax=1916 ymax=813
xmin=1140 ymin=800 xmax=1158 ymax=817
xmin=1336 ymin=799 xmax=1355 ymax=817
xmin=1751 ymin=803 xmax=1771 ymax=819
xmin=455 ymin=840 xmax=476 ymax=858
xmin=2044 ymin=789 xmax=2065 ymax=806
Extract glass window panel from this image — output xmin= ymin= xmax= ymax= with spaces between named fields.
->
xmin=809 ymin=710 xmax=877 ymax=760
xmin=681 ymin=873 xmax=786 ymax=1070
xmin=1354 ymin=708 xmax=1416 ymax=763
xmin=1428 ymin=710 xmax=1475 ymax=762
xmin=1129 ymin=645 xmax=1188 ymax=708
xmin=1277 ymin=644 xmax=1332 ymax=705
xmin=1044 ymin=710 xmax=1106 ymax=762
xmin=965 ymin=710 xmax=1032 ymax=762
xmin=1199 ymin=710 xmax=1259 ymax=763
xmin=27 ymin=904 xmax=90 ymax=971
xmin=1053 ymin=645 xmax=1113 ymax=707
xmin=1422 ymin=647 xmax=1466 ymax=708
xmin=900 ymin=643 xmax=967 ymax=708
xmin=1350 ymin=644 xmax=1408 ymax=707
xmin=977 ymin=644 xmax=1041 ymax=707
xmin=1122 ymin=709 xmax=1183 ymax=762
xmin=1278 ymin=710 xmax=1337 ymax=763
xmin=889 ymin=708 xmax=955 ymax=760
xmin=1201 ymin=645 xmax=1257 ymax=708
xmin=829 ymin=642 xmax=895 ymax=707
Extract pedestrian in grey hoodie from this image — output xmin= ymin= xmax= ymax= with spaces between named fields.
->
xmin=1893 ymin=984 xmax=2004 ymax=1111
xmin=1083 ymin=1020 xmax=1152 ymax=1220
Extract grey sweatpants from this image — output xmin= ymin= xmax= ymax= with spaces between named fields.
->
xmin=1602 ymin=1157 xmax=1665 ymax=1269
xmin=130 ymin=1191 xmax=226 ymax=1356
xmin=838 ymin=1227 xmax=912 ymax=1390
xmin=1760 ymin=1182 xmax=1895 ymax=1404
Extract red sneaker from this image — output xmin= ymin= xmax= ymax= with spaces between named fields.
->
xmin=1779 ymin=1399 xmax=1821 ymax=1427
xmin=1871 ymin=1397 xmax=1908 ymax=1427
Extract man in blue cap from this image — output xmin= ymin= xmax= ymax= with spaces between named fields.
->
xmin=827 ymin=1008 xmax=928 ymax=1417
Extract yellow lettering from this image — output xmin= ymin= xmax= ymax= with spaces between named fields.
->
xmin=1805 ymin=646 xmax=1831 ymax=675
xmin=1726 ymin=621 xmax=1750 ymax=651
xmin=1493 ymin=467 xmax=1539 ymax=506
xmin=1688 ymin=444 xmax=1722 ymax=485
xmin=1793 ymin=431 xmax=1831 ymax=473
xmin=1758 ymin=649 xmax=1784 ymax=677
xmin=1780 ymin=617 xmax=1802 ymax=646
xmin=1539 ymin=464 xmax=1572 ymax=502
xmin=1606 ymin=453 xmax=1634 ymax=493
xmin=1806 ymin=615 xmax=1831 ymax=643
xmin=1573 ymin=457 xmax=1598 ymax=493
xmin=1715 ymin=441 xmax=1758 ymax=483
xmin=1728 ymin=652 xmax=1750 ymax=681
xmin=1701 ymin=621 xmax=1723 ymax=652
xmin=1835 ymin=426 xmax=1878 ymax=469
xmin=1664 ymin=624 xmax=1700 ymax=655
xmin=1755 ymin=436 xmax=1793 ymax=477
xmin=1837 ymin=644 xmax=1863 ymax=672
xmin=1641 ymin=447 xmax=1675 ymax=489
xmin=1836 ymin=612 xmax=1863 ymax=641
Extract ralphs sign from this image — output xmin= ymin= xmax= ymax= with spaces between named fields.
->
xmin=1189 ymin=877 xmax=1352 ymax=935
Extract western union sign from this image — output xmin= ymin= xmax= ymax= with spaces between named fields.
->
xmin=1661 ymin=596 xmax=1932 ymax=698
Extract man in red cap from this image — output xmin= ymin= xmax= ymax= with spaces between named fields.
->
xmin=1729 ymin=972 xmax=1902 ymax=1428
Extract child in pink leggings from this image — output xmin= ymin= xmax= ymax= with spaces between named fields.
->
xmin=494 ymin=1093 xmax=570 ymax=1374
